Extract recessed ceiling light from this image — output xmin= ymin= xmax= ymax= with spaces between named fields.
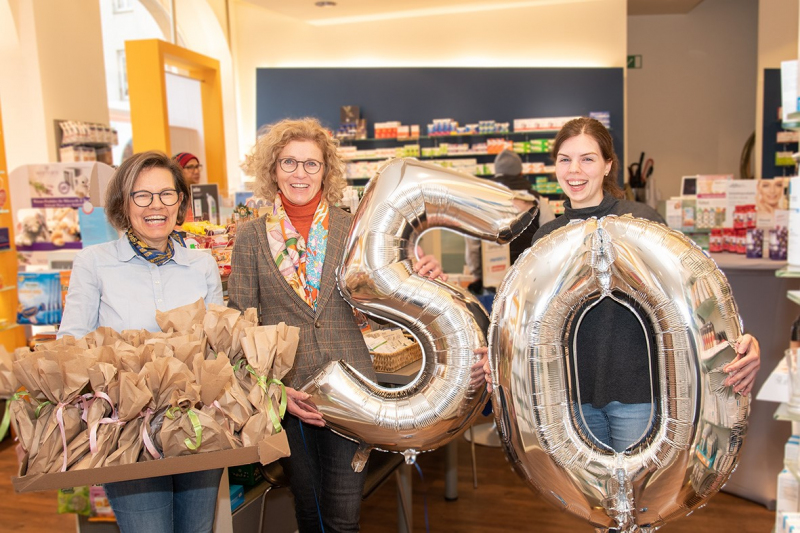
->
xmin=315 ymin=1 xmax=337 ymax=6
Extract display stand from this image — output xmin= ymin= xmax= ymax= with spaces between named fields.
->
xmin=0 ymin=98 xmax=26 ymax=351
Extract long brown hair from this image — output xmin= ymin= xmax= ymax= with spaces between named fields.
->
xmin=551 ymin=117 xmax=624 ymax=199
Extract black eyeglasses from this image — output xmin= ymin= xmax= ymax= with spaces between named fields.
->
xmin=279 ymin=157 xmax=323 ymax=175
xmin=184 ymin=163 xmax=202 ymax=171
xmin=130 ymin=189 xmax=181 ymax=207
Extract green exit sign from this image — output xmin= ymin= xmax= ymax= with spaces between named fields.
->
xmin=627 ymin=55 xmax=642 ymax=69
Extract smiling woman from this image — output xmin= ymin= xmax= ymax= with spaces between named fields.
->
xmin=228 ymin=117 xmax=482 ymax=532
xmin=57 ymin=151 xmax=224 ymax=533
xmin=506 ymin=117 xmax=762 ymax=453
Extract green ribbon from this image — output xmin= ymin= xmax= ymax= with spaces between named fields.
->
xmin=166 ymin=406 xmax=203 ymax=451
xmin=0 ymin=391 xmax=29 ymax=442
xmin=35 ymin=400 xmax=53 ymax=418
xmin=245 ymin=364 xmax=287 ymax=433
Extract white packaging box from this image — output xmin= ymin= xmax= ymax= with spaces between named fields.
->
xmin=789 ymin=177 xmax=800 ymax=266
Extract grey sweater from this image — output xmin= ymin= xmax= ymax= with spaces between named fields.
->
xmin=532 ymin=194 xmax=665 ymax=407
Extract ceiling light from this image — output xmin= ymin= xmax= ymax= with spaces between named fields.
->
xmin=315 ymin=1 xmax=337 ymax=7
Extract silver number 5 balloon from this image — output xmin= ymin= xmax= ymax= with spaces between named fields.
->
xmin=300 ymin=158 xmax=536 ymax=470
xmin=489 ymin=216 xmax=749 ymax=532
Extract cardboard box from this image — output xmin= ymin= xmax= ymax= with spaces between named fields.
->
xmin=481 ymin=241 xmax=511 ymax=289
xmin=12 ymin=430 xmax=289 ymax=493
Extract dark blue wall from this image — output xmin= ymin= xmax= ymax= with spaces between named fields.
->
xmin=255 ymin=67 xmax=625 ymax=169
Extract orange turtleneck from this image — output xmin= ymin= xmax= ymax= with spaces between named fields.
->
xmin=280 ymin=189 xmax=322 ymax=242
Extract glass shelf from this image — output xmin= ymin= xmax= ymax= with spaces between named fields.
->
xmin=0 ymin=209 xmax=8 ymax=214
xmin=774 ymin=402 xmax=800 ymax=421
xmin=788 ymin=290 xmax=800 ymax=306
xmin=777 ymin=267 xmax=800 ymax=278
xmin=0 ymin=286 xmax=15 ymax=293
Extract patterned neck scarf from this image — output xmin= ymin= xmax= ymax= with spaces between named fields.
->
xmin=126 ymin=228 xmax=186 ymax=266
xmin=266 ymin=194 xmax=329 ymax=311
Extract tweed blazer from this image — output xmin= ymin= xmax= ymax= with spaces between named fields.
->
xmin=227 ymin=206 xmax=375 ymax=388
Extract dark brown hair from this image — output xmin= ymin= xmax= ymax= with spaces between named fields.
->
xmin=105 ymin=151 xmax=191 ymax=231
xmin=551 ymin=117 xmax=624 ymax=199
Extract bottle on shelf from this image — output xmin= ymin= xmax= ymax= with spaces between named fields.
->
xmin=792 ymin=313 xmax=800 ymax=349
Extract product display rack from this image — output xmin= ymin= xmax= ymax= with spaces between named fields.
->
xmin=0 ymin=100 xmax=26 ymax=352
xmin=340 ymin=129 xmax=563 ymax=197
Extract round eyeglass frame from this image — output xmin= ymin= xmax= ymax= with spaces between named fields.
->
xmin=130 ymin=189 xmax=181 ymax=208
xmin=279 ymin=157 xmax=324 ymax=175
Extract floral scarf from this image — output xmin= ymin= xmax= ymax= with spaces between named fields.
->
xmin=126 ymin=228 xmax=185 ymax=266
xmin=266 ymin=194 xmax=329 ymax=311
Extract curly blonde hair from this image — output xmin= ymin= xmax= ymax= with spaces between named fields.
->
xmin=242 ymin=117 xmax=346 ymax=205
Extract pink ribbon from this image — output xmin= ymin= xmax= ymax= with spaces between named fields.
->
xmin=140 ymin=409 xmax=161 ymax=459
xmin=75 ymin=393 xmax=95 ymax=424
xmin=55 ymin=402 xmax=68 ymax=472
xmin=212 ymin=400 xmax=234 ymax=435
xmin=88 ymin=392 xmax=117 ymax=454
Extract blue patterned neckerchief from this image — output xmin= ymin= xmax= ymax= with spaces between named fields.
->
xmin=126 ymin=228 xmax=186 ymax=266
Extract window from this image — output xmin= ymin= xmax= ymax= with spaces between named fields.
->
xmin=112 ymin=0 xmax=134 ymax=13
xmin=117 ymin=49 xmax=128 ymax=100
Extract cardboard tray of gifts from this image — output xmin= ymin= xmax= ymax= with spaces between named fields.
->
xmin=2 ymin=300 xmax=298 ymax=494
xmin=12 ymin=431 xmax=289 ymax=493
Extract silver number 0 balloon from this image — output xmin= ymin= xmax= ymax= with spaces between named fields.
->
xmin=300 ymin=158 xmax=536 ymax=470
xmin=489 ymin=216 xmax=749 ymax=532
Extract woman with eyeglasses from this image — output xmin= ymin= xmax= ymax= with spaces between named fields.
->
xmin=174 ymin=152 xmax=203 ymax=185
xmin=228 ymin=117 xmax=488 ymax=532
xmin=59 ymin=151 xmax=223 ymax=533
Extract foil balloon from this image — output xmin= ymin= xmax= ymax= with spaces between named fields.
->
xmin=300 ymin=158 xmax=537 ymax=471
xmin=489 ymin=215 xmax=749 ymax=532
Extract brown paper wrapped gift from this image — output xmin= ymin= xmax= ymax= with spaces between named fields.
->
xmin=104 ymin=371 xmax=155 ymax=467
xmin=67 ymin=362 xmax=121 ymax=470
xmin=15 ymin=352 xmax=90 ymax=475
xmin=240 ymin=323 xmax=299 ymax=447
xmin=161 ymin=388 xmax=237 ymax=457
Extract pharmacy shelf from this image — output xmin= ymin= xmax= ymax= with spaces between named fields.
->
xmin=774 ymin=402 xmax=800 ymax=422
xmin=341 ymin=130 xmax=561 ymax=142
xmin=788 ymin=291 xmax=800 ymax=306
xmin=777 ymin=267 xmax=800 ymax=278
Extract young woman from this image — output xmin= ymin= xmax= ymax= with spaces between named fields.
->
xmin=484 ymin=117 xmax=761 ymax=453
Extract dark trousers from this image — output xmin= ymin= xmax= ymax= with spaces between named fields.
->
xmin=281 ymin=414 xmax=368 ymax=533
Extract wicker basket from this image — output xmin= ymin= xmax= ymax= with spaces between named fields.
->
xmin=371 ymin=340 xmax=422 ymax=372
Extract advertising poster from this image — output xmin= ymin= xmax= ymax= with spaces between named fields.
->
xmin=15 ymin=208 xmax=81 ymax=251
xmin=191 ymin=184 xmax=220 ymax=225
xmin=27 ymin=164 xmax=93 ymax=208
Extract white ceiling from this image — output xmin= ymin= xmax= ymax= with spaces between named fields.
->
xmin=237 ymin=0 xmax=706 ymax=24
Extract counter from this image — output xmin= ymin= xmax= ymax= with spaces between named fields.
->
xmin=709 ymin=253 xmax=798 ymax=507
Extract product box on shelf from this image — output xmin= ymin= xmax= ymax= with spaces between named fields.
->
xmin=229 ymin=463 xmax=265 ymax=486
xmin=789 ymin=177 xmax=800 ymax=266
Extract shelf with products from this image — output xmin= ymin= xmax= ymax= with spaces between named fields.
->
xmin=340 ymin=129 xmax=563 ymax=143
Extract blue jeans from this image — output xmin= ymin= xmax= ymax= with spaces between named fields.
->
xmin=281 ymin=414 xmax=367 ymax=533
xmin=103 ymin=469 xmax=223 ymax=533
xmin=580 ymin=402 xmax=653 ymax=453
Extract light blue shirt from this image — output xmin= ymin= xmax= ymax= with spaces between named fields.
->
xmin=58 ymin=236 xmax=224 ymax=339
